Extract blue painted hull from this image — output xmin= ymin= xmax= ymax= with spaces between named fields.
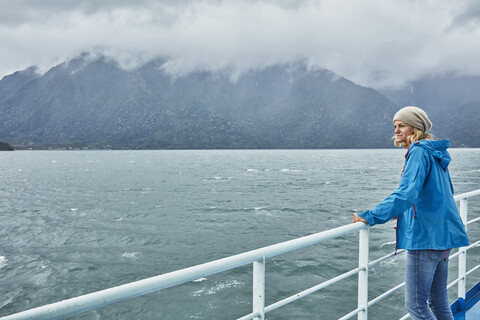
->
xmin=452 ymin=282 xmax=480 ymax=319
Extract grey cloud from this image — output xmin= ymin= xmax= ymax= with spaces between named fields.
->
xmin=0 ymin=0 xmax=191 ymax=26
xmin=1 ymin=1 xmax=480 ymax=89
xmin=452 ymin=1 xmax=480 ymax=27
xmin=0 ymin=0 xmax=310 ymax=26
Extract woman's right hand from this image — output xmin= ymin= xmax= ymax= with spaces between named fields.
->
xmin=352 ymin=213 xmax=368 ymax=224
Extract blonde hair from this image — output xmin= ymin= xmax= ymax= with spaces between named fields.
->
xmin=393 ymin=127 xmax=434 ymax=148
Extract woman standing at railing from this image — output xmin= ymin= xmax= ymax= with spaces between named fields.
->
xmin=352 ymin=106 xmax=469 ymax=320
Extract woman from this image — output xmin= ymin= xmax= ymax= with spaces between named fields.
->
xmin=352 ymin=106 xmax=469 ymax=320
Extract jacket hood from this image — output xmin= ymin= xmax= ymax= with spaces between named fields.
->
xmin=411 ymin=140 xmax=451 ymax=169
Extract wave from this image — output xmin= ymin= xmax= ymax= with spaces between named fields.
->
xmin=245 ymin=168 xmax=270 ymax=172
xmin=122 ymin=252 xmax=140 ymax=260
xmin=202 ymin=176 xmax=234 ymax=181
xmin=206 ymin=206 xmax=271 ymax=213
xmin=0 ymin=255 xmax=6 ymax=269
xmin=117 ymin=187 xmax=155 ymax=193
xmin=380 ymin=241 xmax=396 ymax=249
xmin=0 ymin=294 xmax=16 ymax=309
xmin=189 ymin=279 xmax=244 ymax=297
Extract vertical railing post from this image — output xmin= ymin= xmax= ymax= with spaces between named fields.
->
xmin=253 ymin=257 xmax=265 ymax=320
xmin=358 ymin=227 xmax=369 ymax=320
xmin=458 ymin=198 xmax=468 ymax=301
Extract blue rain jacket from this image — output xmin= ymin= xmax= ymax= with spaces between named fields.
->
xmin=358 ymin=140 xmax=469 ymax=250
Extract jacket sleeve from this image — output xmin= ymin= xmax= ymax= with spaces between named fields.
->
xmin=358 ymin=146 xmax=429 ymax=226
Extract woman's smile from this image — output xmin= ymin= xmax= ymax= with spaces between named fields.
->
xmin=394 ymin=120 xmax=414 ymax=143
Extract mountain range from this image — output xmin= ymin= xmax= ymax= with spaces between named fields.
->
xmin=0 ymin=53 xmax=478 ymax=149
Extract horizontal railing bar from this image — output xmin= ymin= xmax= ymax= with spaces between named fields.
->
xmin=369 ymin=249 xmax=407 ymax=268
xmin=467 ymin=239 xmax=480 ymax=249
xmin=264 ymin=267 xmax=363 ymax=313
xmin=450 ymin=250 xmax=460 ymax=260
xmin=368 ymin=282 xmax=405 ymax=307
xmin=455 ymin=240 xmax=480 ymax=261
xmin=467 ymin=216 xmax=480 ymax=225
xmin=454 ymin=189 xmax=480 ymax=201
xmin=338 ymin=306 xmax=363 ymax=320
xmin=448 ymin=240 xmax=480 ymax=261
xmin=473 ymin=241 xmax=480 ymax=249
xmin=447 ymin=263 xmax=480 ymax=290
xmin=448 ymin=264 xmax=480 ymax=290
xmin=399 ymin=313 xmax=410 ymax=320
xmin=1 ymin=223 xmax=367 ymax=320
xmin=447 ymin=239 xmax=480 ymax=289
xmin=236 ymin=311 xmax=260 ymax=320
xmin=466 ymin=265 xmax=480 ymax=277
xmin=448 ymin=276 xmax=462 ymax=289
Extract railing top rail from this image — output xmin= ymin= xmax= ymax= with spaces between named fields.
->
xmin=1 ymin=222 xmax=367 ymax=320
xmin=454 ymin=189 xmax=480 ymax=201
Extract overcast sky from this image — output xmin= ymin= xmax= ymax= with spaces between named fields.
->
xmin=1 ymin=0 xmax=480 ymax=88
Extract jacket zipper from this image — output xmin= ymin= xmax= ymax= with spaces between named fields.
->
xmin=395 ymin=145 xmax=419 ymax=255
xmin=394 ymin=221 xmax=398 ymax=255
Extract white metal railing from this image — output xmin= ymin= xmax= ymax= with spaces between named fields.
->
xmin=1 ymin=190 xmax=479 ymax=320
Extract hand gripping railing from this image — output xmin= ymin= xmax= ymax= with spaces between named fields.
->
xmin=1 ymin=190 xmax=479 ymax=320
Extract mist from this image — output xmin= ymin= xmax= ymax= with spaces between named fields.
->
xmin=1 ymin=0 xmax=480 ymax=88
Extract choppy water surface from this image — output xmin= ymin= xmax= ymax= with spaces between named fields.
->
xmin=0 ymin=149 xmax=479 ymax=319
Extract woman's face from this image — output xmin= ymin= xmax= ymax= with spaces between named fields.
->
xmin=394 ymin=120 xmax=414 ymax=144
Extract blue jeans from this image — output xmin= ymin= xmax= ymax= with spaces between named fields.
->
xmin=405 ymin=250 xmax=453 ymax=320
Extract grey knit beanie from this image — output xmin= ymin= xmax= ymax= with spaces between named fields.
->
xmin=393 ymin=106 xmax=432 ymax=133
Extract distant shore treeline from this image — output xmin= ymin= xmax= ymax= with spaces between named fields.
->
xmin=0 ymin=141 xmax=14 ymax=151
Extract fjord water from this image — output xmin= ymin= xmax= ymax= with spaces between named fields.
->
xmin=1 ymin=149 xmax=479 ymax=319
